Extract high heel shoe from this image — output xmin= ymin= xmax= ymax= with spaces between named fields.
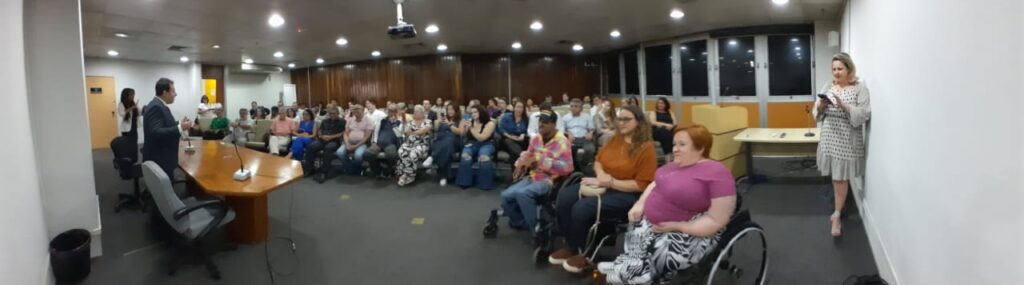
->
xmin=830 ymin=211 xmax=842 ymax=237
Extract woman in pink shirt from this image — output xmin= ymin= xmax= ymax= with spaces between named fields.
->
xmin=597 ymin=125 xmax=737 ymax=284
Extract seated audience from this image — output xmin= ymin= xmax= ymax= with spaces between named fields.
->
xmin=288 ymin=111 xmax=317 ymax=161
xmin=649 ymin=97 xmax=677 ymax=157
xmin=456 ymin=105 xmax=497 ymax=190
xmin=597 ymin=125 xmax=736 ymax=284
xmin=269 ymin=110 xmax=297 ymax=155
xmin=433 ymin=98 xmax=445 ymax=115
xmin=422 ymin=100 xmax=439 ymax=121
xmin=426 ymin=103 xmax=465 ymax=186
xmin=550 ymin=105 xmax=658 ymax=274
xmin=527 ymin=103 xmax=564 ymax=138
xmin=365 ymin=105 xmax=403 ymax=178
xmin=285 ymin=108 xmax=297 ymax=120
xmin=365 ymin=101 xmax=387 ymax=125
xmin=249 ymin=101 xmax=260 ymax=118
xmin=561 ymin=98 xmax=596 ymax=170
xmin=625 ymin=96 xmax=641 ymax=108
xmin=205 ymin=108 xmax=230 ymax=139
xmin=223 ymin=108 xmax=252 ymax=145
xmin=304 ymin=108 xmax=345 ymax=178
xmin=486 ymin=98 xmax=500 ymax=119
xmin=594 ymin=101 xmax=617 ymax=147
xmin=396 ymin=105 xmax=433 ymax=186
xmin=492 ymin=98 xmax=509 ymax=119
xmin=526 ymin=98 xmax=536 ymax=113
xmin=561 ymin=93 xmax=571 ymax=106
xmin=590 ymin=97 xmax=603 ymax=117
xmin=500 ymin=110 xmax=573 ymax=231
xmin=499 ymin=101 xmax=530 ymax=163
xmin=336 ymin=105 xmax=373 ymax=174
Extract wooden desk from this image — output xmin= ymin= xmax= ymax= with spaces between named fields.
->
xmin=734 ymin=128 xmax=822 ymax=184
xmin=178 ymin=140 xmax=303 ymax=244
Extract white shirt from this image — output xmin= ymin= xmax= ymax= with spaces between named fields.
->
xmin=197 ymin=103 xmax=221 ymax=119
xmin=231 ymin=118 xmax=254 ymax=139
xmin=527 ymin=111 xmax=565 ymax=138
xmin=560 ymin=112 xmax=595 ymax=138
xmin=116 ymin=103 xmax=141 ymax=133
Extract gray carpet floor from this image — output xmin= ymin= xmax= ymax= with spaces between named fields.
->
xmin=77 ymin=149 xmax=877 ymax=285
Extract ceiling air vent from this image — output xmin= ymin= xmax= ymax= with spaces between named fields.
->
xmin=167 ymin=45 xmax=190 ymax=52
xmin=554 ymin=40 xmax=574 ymax=45
xmin=402 ymin=42 xmax=426 ymax=49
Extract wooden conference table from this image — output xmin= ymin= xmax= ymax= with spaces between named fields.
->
xmin=178 ymin=140 xmax=303 ymax=244
xmin=733 ymin=128 xmax=822 ymax=184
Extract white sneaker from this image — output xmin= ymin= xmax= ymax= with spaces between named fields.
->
xmin=422 ymin=157 xmax=434 ymax=168
xmin=597 ymin=262 xmax=616 ymax=274
xmin=439 ymin=178 xmax=447 ymax=186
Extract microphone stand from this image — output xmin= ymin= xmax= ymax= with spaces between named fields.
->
xmin=804 ymin=105 xmax=816 ymax=137
xmin=233 ymin=143 xmax=252 ymax=181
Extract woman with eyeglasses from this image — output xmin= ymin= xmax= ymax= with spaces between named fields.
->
xmin=549 ymin=105 xmax=658 ymax=274
xmin=455 ymin=105 xmax=498 ymax=190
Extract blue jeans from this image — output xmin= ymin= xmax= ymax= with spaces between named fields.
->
xmin=456 ymin=142 xmax=496 ymax=190
xmin=501 ymin=179 xmax=552 ymax=230
xmin=336 ymin=144 xmax=367 ymax=172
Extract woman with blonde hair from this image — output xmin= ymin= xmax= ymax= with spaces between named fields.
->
xmin=814 ymin=52 xmax=871 ymax=237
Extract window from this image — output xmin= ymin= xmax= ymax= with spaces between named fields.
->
xmin=623 ymin=51 xmax=639 ymax=94
xmin=768 ymin=35 xmax=812 ymax=95
xmin=644 ymin=45 xmax=672 ymax=95
xmin=679 ymin=40 xmax=709 ymax=96
xmin=604 ymin=54 xmax=620 ymax=94
xmin=717 ymin=37 xmax=756 ymax=96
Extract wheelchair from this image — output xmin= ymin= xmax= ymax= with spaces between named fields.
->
xmin=482 ymin=172 xmax=585 ymax=263
xmin=592 ymin=188 xmax=768 ymax=285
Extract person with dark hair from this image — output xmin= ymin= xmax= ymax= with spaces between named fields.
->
xmin=142 ymin=78 xmax=191 ymax=179
xmin=249 ymin=101 xmax=259 ymax=118
xmin=527 ymin=102 xmax=565 ymax=138
xmin=550 ymin=105 xmax=658 ymax=274
xmin=204 ymin=108 xmax=230 ymax=139
xmin=561 ymin=93 xmax=571 ymax=106
xmin=305 ymin=108 xmax=345 ymax=180
xmin=426 ymin=103 xmax=466 ymax=186
xmin=117 ymin=88 xmax=140 ymax=137
xmin=649 ymin=97 xmax=677 ymax=157
xmin=270 ymin=106 xmax=280 ymax=120
xmin=197 ymin=95 xmax=220 ymax=119
xmin=626 ymin=96 xmax=641 ymax=108
xmin=597 ymin=125 xmax=736 ymax=284
xmin=498 ymin=101 xmax=530 ymax=163
xmin=455 ymin=105 xmax=498 ymax=190
xmin=287 ymin=111 xmax=317 ymax=161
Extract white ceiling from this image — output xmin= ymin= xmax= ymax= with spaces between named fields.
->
xmin=81 ymin=0 xmax=843 ymax=68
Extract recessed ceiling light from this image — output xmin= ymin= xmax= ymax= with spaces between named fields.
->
xmin=747 ymin=49 xmax=753 ymax=53
xmin=179 ymin=56 xmax=189 ymax=62
xmin=610 ymin=30 xmax=621 ymax=38
xmin=288 ymin=63 xmax=295 ymax=68
xmin=316 ymin=58 xmax=324 ymax=64
xmin=680 ymin=46 xmax=688 ymax=50
xmin=335 ymin=37 xmax=348 ymax=46
xmin=511 ymin=41 xmax=522 ymax=49
xmin=790 ymin=38 xmax=799 ymax=42
xmin=670 ymin=9 xmax=685 ymax=19
xmin=530 ymin=21 xmax=543 ymax=31
xmin=244 ymin=58 xmax=254 ymax=64
xmin=728 ymin=39 xmax=738 ymax=46
xmin=212 ymin=44 xmax=220 ymax=49
xmin=107 ymin=50 xmax=119 ymax=56
xmin=273 ymin=51 xmax=284 ymax=58
xmin=371 ymin=50 xmax=381 ymax=57
xmin=794 ymin=47 xmax=801 ymax=51
xmin=114 ymin=33 xmax=129 ymax=38
xmin=425 ymin=24 xmax=439 ymax=33
xmin=772 ymin=0 xmax=790 ymax=5
xmin=268 ymin=13 xmax=285 ymax=28
xmin=572 ymin=44 xmax=584 ymax=51
xmin=436 ymin=44 xmax=448 ymax=52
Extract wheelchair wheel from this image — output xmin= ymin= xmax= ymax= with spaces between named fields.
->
xmin=532 ymin=247 xmax=549 ymax=266
xmin=705 ymin=223 xmax=768 ymax=285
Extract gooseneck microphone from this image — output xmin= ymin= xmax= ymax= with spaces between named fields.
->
xmin=804 ymin=105 xmax=816 ymax=137
xmin=232 ymin=140 xmax=252 ymax=181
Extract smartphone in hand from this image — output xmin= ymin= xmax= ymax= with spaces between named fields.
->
xmin=817 ymin=94 xmax=835 ymax=105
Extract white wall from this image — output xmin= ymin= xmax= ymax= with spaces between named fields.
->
xmin=24 ymin=0 xmax=103 ymax=259
xmin=84 ymin=57 xmax=204 ymax=124
xmin=843 ymin=0 xmax=1024 ymax=284
xmin=0 ymin=0 xmax=53 ymax=283
xmin=224 ymin=70 xmax=291 ymax=120
xmin=813 ymin=21 xmax=841 ymax=89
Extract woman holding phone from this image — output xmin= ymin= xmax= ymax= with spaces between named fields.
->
xmin=813 ymin=52 xmax=872 ymax=237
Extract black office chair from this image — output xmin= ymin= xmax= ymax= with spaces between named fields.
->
xmin=110 ymin=136 xmax=146 ymax=213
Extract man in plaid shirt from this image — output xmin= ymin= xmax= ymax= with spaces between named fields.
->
xmin=500 ymin=109 xmax=574 ymax=231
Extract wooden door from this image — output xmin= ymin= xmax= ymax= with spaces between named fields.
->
xmin=86 ymin=76 xmax=118 ymax=149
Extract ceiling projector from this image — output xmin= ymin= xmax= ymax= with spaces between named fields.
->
xmin=388 ymin=23 xmax=416 ymax=39
xmin=388 ymin=0 xmax=416 ymax=39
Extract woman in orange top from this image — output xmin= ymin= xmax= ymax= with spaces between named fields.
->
xmin=549 ymin=105 xmax=658 ymax=274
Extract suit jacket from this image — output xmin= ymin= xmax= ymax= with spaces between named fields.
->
xmin=142 ymin=97 xmax=181 ymax=179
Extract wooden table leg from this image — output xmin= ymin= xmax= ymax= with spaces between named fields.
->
xmin=224 ymin=195 xmax=268 ymax=245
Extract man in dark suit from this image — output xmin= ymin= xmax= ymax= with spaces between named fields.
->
xmin=143 ymin=78 xmax=192 ymax=179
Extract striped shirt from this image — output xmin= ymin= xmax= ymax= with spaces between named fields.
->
xmin=519 ymin=131 xmax=575 ymax=183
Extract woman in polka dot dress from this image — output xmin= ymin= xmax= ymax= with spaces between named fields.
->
xmin=813 ymin=52 xmax=871 ymax=237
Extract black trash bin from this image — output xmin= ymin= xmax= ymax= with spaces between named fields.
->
xmin=49 ymin=229 xmax=91 ymax=283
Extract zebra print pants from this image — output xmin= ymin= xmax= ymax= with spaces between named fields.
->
xmin=603 ymin=217 xmax=719 ymax=284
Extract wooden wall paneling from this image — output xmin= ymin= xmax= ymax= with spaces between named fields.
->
xmin=290 ymin=69 xmax=310 ymax=106
xmin=766 ymin=102 xmax=816 ymax=128
xmin=309 ymin=67 xmax=330 ymax=106
xmin=462 ymin=54 xmax=509 ymax=105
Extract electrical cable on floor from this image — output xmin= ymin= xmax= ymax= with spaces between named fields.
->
xmin=265 ymin=179 xmax=299 ymax=284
